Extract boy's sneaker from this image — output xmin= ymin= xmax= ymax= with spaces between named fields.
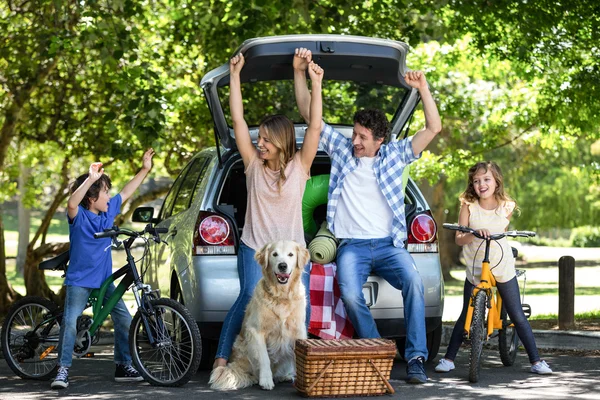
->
xmin=434 ymin=358 xmax=456 ymax=373
xmin=531 ymin=360 xmax=553 ymax=375
xmin=406 ymin=356 xmax=428 ymax=383
xmin=115 ymin=364 xmax=144 ymax=382
xmin=51 ymin=366 xmax=69 ymax=389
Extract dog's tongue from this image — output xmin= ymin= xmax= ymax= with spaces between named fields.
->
xmin=276 ymin=273 xmax=290 ymax=279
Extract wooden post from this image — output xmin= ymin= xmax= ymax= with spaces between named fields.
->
xmin=558 ymin=256 xmax=575 ymax=330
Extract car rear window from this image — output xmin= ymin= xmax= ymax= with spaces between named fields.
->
xmin=218 ymin=80 xmax=409 ymax=127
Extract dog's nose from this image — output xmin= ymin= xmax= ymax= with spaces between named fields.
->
xmin=277 ymin=262 xmax=288 ymax=272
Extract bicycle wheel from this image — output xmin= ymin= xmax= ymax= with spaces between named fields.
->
xmin=468 ymin=290 xmax=487 ymax=383
xmin=1 ymin=296 xmax=61 ymax=380
xmin=499 ymin=304 xmax=519 ymax=366
xmin=129 ymin=297 xmax=201 ymax=386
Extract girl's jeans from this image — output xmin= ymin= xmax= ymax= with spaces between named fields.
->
xmin=444 ymin=277 xmax=540 ymax=363
xmin=57 ymin=283 xmax=133 ymax=367
xmin=336 ymin=237 xmax=428 ymax=361
xmin=215 ymin=242 xmax=311 ymax=361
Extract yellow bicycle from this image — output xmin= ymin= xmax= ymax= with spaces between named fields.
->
xmin=443 ymin=223 xmax=534 ymax=383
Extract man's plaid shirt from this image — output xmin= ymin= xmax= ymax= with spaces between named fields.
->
xmin=320 ymin=123 xmax=421 ymax=247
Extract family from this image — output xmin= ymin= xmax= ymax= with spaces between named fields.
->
xmin=53 ymin=47 xmax=552 ymax=390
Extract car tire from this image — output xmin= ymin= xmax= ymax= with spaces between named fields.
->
xmin=394 ymin=323 xmax=442 ymax=363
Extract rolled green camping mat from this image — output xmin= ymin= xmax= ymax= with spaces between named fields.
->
xmin=308 ymin=222 xmax=339 ymax=264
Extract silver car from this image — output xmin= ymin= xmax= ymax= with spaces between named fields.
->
xmin=136 ymin=34 xmax=443 ymax=366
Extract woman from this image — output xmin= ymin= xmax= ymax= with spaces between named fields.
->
xmin=213 ymin=48 xmax=324 ymax=368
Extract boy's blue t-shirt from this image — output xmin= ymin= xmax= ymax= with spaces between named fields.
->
xmin=66 ymin=194 xmax=123 ymax=288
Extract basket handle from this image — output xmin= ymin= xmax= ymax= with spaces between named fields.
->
xmin=369 ymin=360 xmax=395 ymax=394
xmin=304 ymin=360 xmax=335 ymax=394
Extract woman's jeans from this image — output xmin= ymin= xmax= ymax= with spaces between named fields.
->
xmin=444 ymin=277 xmax=540 ymax=363
xmin=57 ymin=283 xmax=133 ymax=367
xmin=215 ymin=242 xmax=312 ymax=361
xmin=336 ymin=237 xmax=428 ymax=361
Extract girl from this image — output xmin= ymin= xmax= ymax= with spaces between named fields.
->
xmin=212 ymin=49 xmax=323 ymax=369
xmin=435 ymin=161 xmax=552 ymax=375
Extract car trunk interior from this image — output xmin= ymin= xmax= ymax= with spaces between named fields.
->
xmin=216 ymin=153 xmax=418 ymax=245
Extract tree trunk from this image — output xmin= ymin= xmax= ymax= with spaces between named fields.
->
xmin=0 ymin=57 xmax=59 ymax=172
xmin=0 ymin=213 xmax=22 ymax=315
xmin=23 ymin=157 xmax=70 ymax=301
xmin=430 ymin=176 xmax=461 ymax=282
xmin=114 ymin=183 xmax=171 ymax=226
xmin=24 ymin=242 xmax=68 ymax=303
xmin=16 ymin=160 xmax=31 ymax=275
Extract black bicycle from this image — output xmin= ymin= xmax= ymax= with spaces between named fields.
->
xmin=1 ymin=217 xmax=202 ymax=386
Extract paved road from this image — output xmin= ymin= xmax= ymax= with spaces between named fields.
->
xmin=1 ymin=343 xmax=598 ymax=400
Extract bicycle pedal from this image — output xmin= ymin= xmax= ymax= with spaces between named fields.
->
xmin=522 ymin=304 xmax=532 ymax=318
xmin=82 ymin=352 xmax=95 ymax=358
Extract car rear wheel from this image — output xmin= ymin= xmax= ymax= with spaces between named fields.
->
xmin=394 ymin=323 xmax=442 ymax=362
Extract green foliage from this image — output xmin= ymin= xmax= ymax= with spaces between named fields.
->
xmin=570 ymin=226 xmax=600 ymax=248
xmin=521 ymin=236 xmax=572 ymax=248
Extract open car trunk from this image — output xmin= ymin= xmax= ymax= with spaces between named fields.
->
xmin=200 ymin=34 xmax=421 ymax=163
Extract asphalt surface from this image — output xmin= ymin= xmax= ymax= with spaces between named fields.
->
xmin=1 ymin=338 xmax=599 ymax=400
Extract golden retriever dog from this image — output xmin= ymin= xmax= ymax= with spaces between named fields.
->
xmin=209 ymin=240 xmax=310 ymax=391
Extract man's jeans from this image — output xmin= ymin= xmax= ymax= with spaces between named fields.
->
xmin=57 ymin=284 xmax=133 ymax=367
xmin=215 ymin=242 xmax=312 ymax=361
xmin=336 ymin=237 xmax=428 ymax=361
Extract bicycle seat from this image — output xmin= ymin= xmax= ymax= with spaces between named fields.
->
xmin=38 ymin=251 xmax=69 ymax=271
xmin=511 ymin=247 xmax=518 ymax=258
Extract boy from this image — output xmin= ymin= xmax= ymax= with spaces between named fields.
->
xmin=52 ymin=148 xmax=155 ymax=389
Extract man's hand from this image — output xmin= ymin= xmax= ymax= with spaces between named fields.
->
xmin=307 ymin=61 xmax=324 ymax=84
xmin=142 ymin=148 xmax=155 ymax=171
xmin=293 ymin=47 xmax=312 ymax=71
xmin=230 ymin=53 xmax=245 ymax=75
xmin=404 ymin=70 xmax=428 ymax=90
xmin=88 ymin=162 xmax=104 ymax=182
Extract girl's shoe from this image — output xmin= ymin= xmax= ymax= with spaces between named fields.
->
xmin=434 ymin=358 xmax=455 ymax=373
xmin=531 ymin=360 xmax=553 ymax=374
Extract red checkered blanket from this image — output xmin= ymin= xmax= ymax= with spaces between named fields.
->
xmin=309 ymin=262 xmax=354 ymax=339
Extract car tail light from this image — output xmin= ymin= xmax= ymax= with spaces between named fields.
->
xmin=407 ymin=211 xmax=438 ymax=253
xmin=193 ymin=211 xmax=236 ymax=255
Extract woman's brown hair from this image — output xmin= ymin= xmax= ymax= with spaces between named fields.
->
xmin=259 ymin=114 xmax=297 ymax=189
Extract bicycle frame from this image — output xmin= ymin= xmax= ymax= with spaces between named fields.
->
xmin=463 ymin=240 xmax=505 ymax=339
xmin=67 ymin=234 xmax=160 ymax=347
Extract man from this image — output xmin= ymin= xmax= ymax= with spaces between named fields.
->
xmin=294 ymin=48 xmax=442 ymax=383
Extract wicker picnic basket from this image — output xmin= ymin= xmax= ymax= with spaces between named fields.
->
xmin=294 ymin=339 xmax=396 ymax=397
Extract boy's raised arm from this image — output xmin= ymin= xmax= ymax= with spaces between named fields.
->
xmin=119 ymin=148 xmax=155 ymax=203
xmin=67 ymin=162 xmax=104 ymax=219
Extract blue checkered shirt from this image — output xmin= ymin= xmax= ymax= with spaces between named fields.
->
xmin=320 ymin=123 xmax=421 ymax=247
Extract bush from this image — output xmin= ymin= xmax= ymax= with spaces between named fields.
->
xmin=570 ymin=226 xmax=600 ymax=248
xmin=521 ymin=236 xmax=572 ymax=247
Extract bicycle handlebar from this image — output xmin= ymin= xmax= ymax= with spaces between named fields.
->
xmin=94 ymin=225 xmax=168 ymax=240
xmin=442 ymin=223 xmax=536 ymax=240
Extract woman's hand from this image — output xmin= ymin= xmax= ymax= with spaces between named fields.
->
xmin=230 ymin=53 xmax=245 ymax=75
xmin=307 ymin=61 xmax=323 ymax=84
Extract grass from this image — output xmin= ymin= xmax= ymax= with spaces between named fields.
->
xmin=444 ymin=279 xmax=600 ymax=297
xmin=530 ymin=310 xmax=600 ymax=320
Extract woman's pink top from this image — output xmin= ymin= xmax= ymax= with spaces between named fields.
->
xmin=241 ymin=151 xmax=310 ymax=251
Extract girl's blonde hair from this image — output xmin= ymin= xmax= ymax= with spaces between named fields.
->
xmin=259 ymin=114 xmax=297 ymax=189
xmin=460 ymin=161 xmax=518 ymax=212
